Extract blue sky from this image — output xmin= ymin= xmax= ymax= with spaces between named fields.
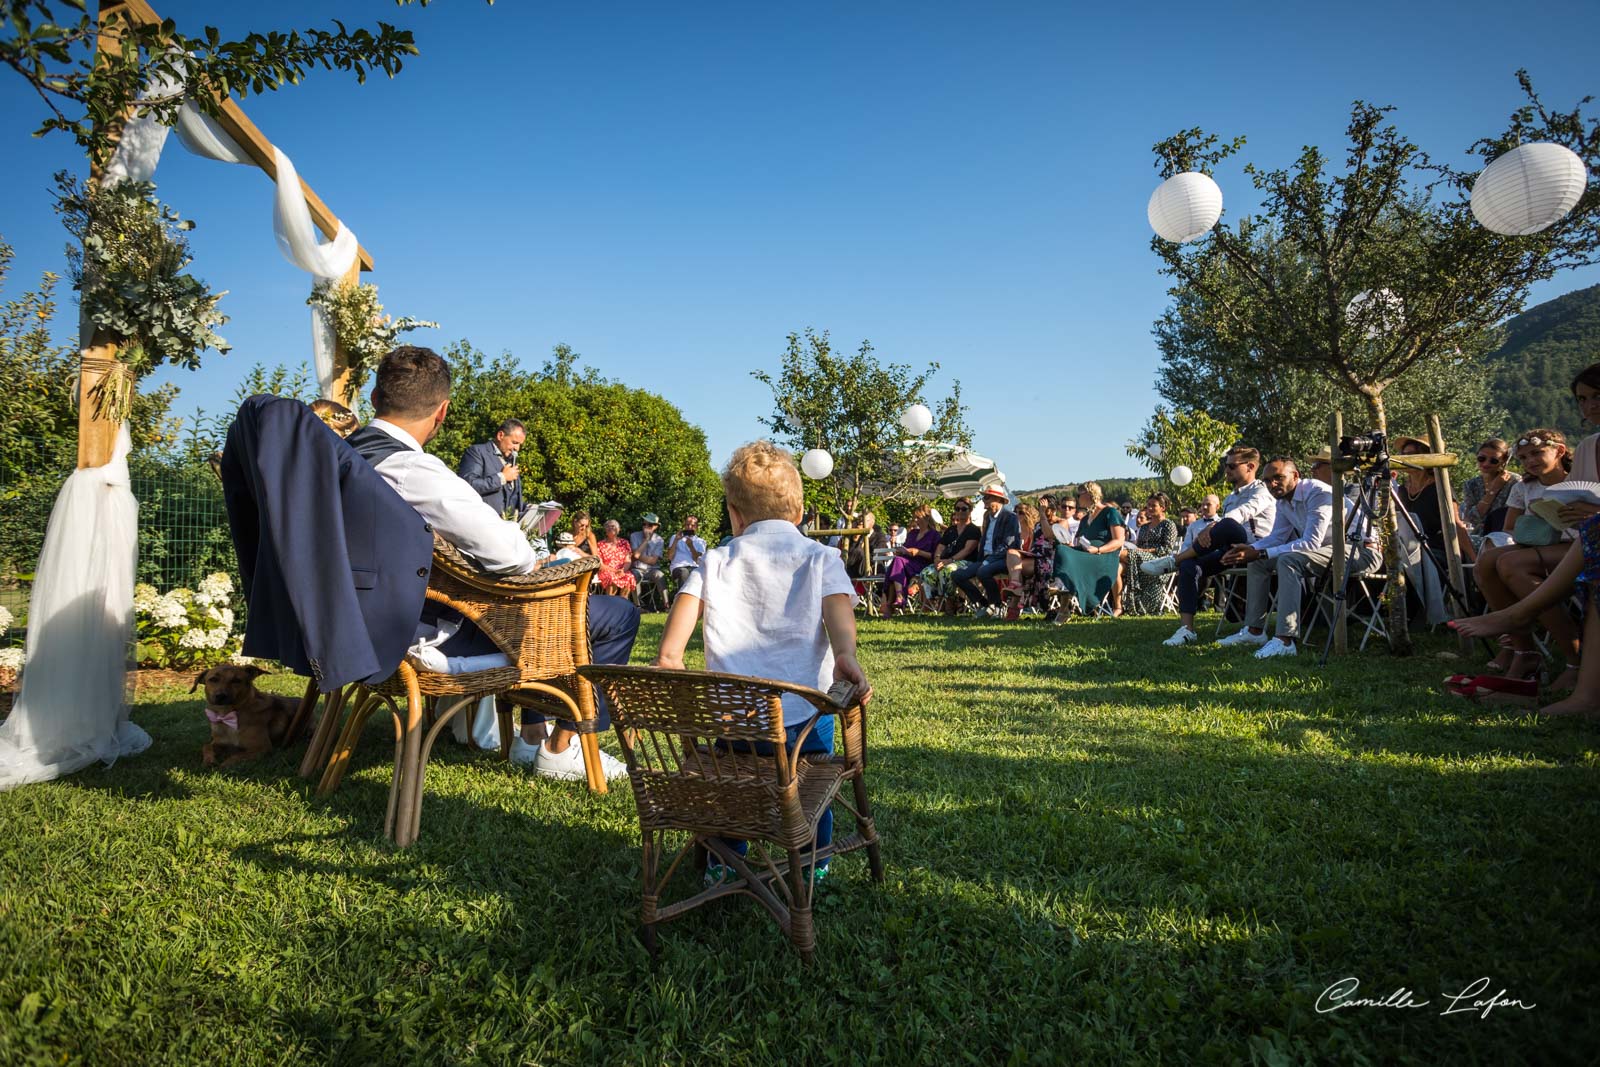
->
xmin=2 ymin=1 xmax=1596 ymax=489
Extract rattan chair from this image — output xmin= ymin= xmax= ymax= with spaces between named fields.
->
xmin=578 ymin=665 xmax=884 ymax=962
xmin=302 ymin=538 xmax=604 ymax=846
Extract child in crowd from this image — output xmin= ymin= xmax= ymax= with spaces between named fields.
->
xmin=655 ymin=440 xmax=872 ymax=881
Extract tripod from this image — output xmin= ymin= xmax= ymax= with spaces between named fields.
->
xmin=1317 ymin=455 xmax=1471 ymax=664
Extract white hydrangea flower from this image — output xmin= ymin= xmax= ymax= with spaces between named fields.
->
xmin=0 ymin=605 xmax=12 ymax=637
xmin=133 ymin=584 xmax=160 ymax=613
xmin=206 ymin=606 xmax=235 ymax=631
xmin=152 ymin=595 xmax=190 ymax=630
xmin=179 ymin=628 xmax=211 ymax=649
xmin=199 ymin=573 xmax=234 ymax=600
xmin=0 ymin=647 xmax=24 ymax=672
xmin=192 ymin=590 xmax=215 ymax=608
xmin=206 ymin=628 xmax=230 ymax=650
xmin=168 ymin=588 xmax=194 ymax=605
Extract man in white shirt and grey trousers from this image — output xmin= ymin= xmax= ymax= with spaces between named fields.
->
xmin=1212 ymin=456 xmax=1342 ymax=659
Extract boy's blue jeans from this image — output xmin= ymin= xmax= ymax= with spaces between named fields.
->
xmin=716 ymin=715 xmax=835 ymax=869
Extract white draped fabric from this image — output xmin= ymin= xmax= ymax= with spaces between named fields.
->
xmin=0 ymin=429 xmax=151 ymax=789
xmin=1 ymin=88 xmax=361 ymax=790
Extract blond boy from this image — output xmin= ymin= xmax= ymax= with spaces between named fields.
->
xmin=656 ymin=441 xmax=871 ymax=878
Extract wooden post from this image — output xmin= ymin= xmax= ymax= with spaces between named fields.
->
xmin=1329 ymin=412 xmax=1347 ymax=655
xmin=1429 ymin=415 xmax=1472 ymax=651
xmin=325 ymin=258 xmax=363 ymax=406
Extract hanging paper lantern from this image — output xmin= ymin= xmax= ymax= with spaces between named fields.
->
xmin=1346 ymin=288 xmax=1405 ymax=340
xmin=1147 ymin=172 xmax=1224 ymax=243
xmin=1147 ymin=442 xmax=1164 ymax=460
xmin=1170 ymin=465 xmax=1194 ymax=487
xmin=800 ymin=449 xmax=834 ymax=480
xmin=1470 ymin=143 xmax=1588 ymax=236
xmin=900 ymin=403 xmax=933 ymax=436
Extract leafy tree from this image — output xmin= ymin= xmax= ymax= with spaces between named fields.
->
xmin=1149 ymin=73 xmax=1598 ymax=432
xmin=428 ymin=342 xmax=724 ymax=537
xmin=0 ymin=240 xmax=176 ymax=577
xmin=752 ymin=328 xmax=972 ymax=521
xmin=1 ymin=0 xmax=423 ymax=171
xmin=1125 ymin=407 xmax=1240 ymax=509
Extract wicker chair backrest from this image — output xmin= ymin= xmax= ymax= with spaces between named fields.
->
xmin=581 ymin=666 xmax=807 ymax=837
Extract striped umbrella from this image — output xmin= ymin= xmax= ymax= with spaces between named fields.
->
xmin=932 ymin=448 xmax=1004 ymax=499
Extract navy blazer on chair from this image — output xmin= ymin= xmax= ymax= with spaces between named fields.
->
xmin=220 ymin=395 xmax=434 ymax=690
xmin=457 ymin=440 xmax=520 ymax=516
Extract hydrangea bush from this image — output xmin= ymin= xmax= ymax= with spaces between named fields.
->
xmin=0 ymin=605 xmax=20 ymax=685
xmin=134 ymin=572 xmax=243 ymax=670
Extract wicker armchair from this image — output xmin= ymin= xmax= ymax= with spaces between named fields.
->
xmin=302 ymin=537 xmax=604 ymax=846
xmin=578 ymin=664 xmax=884 ymax=961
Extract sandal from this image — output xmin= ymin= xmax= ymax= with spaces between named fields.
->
xmin=1482 ymin=649 xmax=1540 ymax=676
xmin=1468 ymin=684 xmax=1540 ymax=709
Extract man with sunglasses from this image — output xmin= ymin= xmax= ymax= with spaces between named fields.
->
xmin=1142 ymin=446 xmax=1276 ymax=646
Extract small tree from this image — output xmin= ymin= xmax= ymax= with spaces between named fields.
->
xmin=752 ymin=328 xmax=971 ymax=521
xmin=1125 ymin=407 xmax=1239 ymax=510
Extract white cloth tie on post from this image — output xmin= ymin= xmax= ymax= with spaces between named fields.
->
xmin=0 ymin=428 xmax=151 ymax=790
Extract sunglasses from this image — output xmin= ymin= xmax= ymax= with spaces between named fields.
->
xmin=1224 ymin=462 xmax=1245 ymax=470
xmin=1476 ymin=454 xmax=1503 ymax=464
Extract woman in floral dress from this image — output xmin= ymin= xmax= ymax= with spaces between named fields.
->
xmin=1121 ymin=493 xmax=1181 ymax=616
xmin=594 ymin=519 xmax=638 ymax=596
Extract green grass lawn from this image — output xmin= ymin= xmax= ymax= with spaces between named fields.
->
xmin=1 ymin=613 xmax=1596 ymax=1065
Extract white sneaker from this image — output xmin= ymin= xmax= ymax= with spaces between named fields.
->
xmin=508 ymin=735 xmax=541 ymax=767
xmin=1163 ymin=625 xmax=1199 ymax=646
xmin=1140 ymin=554 xmax=1178 ymax=577
xmin=535 ymin=739 xmax=629 ymax=781
xmin=1217 ymin=629 xmax=1269 ymax=648
xmin=1254 ymin=637 xmax=1298 ymax=659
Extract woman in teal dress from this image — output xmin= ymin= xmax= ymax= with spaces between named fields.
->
xmin=1055 ymin=481 xmax=1128 ymax=616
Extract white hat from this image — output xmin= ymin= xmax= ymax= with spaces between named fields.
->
xmin=929 ymin=507 xmax=944 ymax=525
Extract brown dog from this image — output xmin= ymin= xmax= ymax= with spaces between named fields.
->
xmin=192 ymin=664 xmax=299 ymax=767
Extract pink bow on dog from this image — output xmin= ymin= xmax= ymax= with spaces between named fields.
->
xmin=205 ymin=708 xmax=239 ymax=731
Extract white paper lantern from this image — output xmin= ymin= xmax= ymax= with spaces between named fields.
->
xmin=800 ymin=448 xmax=834 ymax=480
xmin=1147 ymin=442 xmax=1164 ymax=460
xmin=1170 ymin=465 xmax=1194 ymax=487
xmin=1471 ymin=142 xmax=1589 ymax=236
xmin=1346 ymin=288 xmax=1405 ymax=340
xmin=900 ymin=403 xmax=933 ymax=437
xmin=1147 ymin=172 xmax=1224 ymax=243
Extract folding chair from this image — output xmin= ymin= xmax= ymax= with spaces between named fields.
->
xmin=856 ymin=545 xmax=896 ymax=617
xmin=1212 ymin=568 xmax=1250 ymax=637
xmin=1306 ymin=571 xmax=1391 ymax=651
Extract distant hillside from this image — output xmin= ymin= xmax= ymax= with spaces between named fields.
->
xmin=1487 ymin=284 xmax=1600 ymax=439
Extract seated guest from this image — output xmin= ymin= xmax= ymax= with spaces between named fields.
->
xmin=569 ymin=511 xmax=598 ymax=557
xmin=954 ymin=487 xmax=1020 ymax=617
xmin=1121 ymin=492 xmax=1181 ymax=616
xmin=1177 ymin=506 xmax=1197 ymax=536
xmin=1392 ymin=435 xmax=1474 ymax=561
xmin=594 ymin=519 xmax=638 ymax=597
xmin=552 ymin=531 xmax=584 ymax=562
xmin=1473 ymin=428 xmax=1578 ymax=689
xmin=655 ymin=440 xmax=870 ymax=881
xmin=1051 ymin=497 xmax=1079 ymax=544
xmin=1461 ymin=438 xmax=1514 ymax=538
xmin=882 ymin=504 xmax=941 ymax=617
xmin=846 ymin=511 xmax=889 ymax=579
xmin=456 ymin=418 xmax=526 ymax=517
xmin=666 ymin=515 xmax=706 ymax=598
xmin=629 ymin=513 xmax=668 ymax=605
xmin=309 ymin=398 xmax=360 ymax=438
xmin=345 ymin=347 xmax=636 ymax=781
xmin=1051 ymin=483 xmax=1125 ymax=618
xmin=1143 ymin=447 xmax=1276 ymax=646
xmin=1209 ymin=458 xmax=1336 ymax=658
xmin=928 ymin=498 xmax=982 ymax=611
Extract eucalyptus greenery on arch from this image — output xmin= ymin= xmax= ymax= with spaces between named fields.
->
xmin=306 ymin=278 xmax=436 ymax=394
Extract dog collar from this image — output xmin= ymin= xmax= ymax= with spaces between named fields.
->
xmin=205 ymin=708 xmax=239 ymax=731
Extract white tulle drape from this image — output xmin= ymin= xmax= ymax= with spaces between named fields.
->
xmin=0 ymin=429 xmax=151 ymax=789
xmin=0 ymin=86 xmax=361 ymax=790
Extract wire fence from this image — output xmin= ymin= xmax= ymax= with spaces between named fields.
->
xmin=0 ymin=433 xmax=236 ymax=660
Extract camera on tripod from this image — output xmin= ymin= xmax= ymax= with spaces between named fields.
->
xmin=1338 ymin=430 xmax=1388 ymax=463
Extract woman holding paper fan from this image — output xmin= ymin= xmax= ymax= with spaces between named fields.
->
xmin=1470 ymin=429 xmax=1578 ymax=691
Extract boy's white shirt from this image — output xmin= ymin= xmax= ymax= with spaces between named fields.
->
xmin=679 ymin=519 xmax=858 ymax=726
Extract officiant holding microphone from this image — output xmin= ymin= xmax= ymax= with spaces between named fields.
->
xmin=458 ymin=418 xmax=526 ymax=517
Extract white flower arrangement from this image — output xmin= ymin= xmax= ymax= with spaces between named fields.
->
xmin=0 ymin=605 xmax=13 ymax=637
xmin=0 ymin=648 xmax=23 ymax=672
xmin=134 ymin=576 xmax=243 ymax=669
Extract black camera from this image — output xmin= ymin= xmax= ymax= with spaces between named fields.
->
xmin=1338 ymin=431 xmax=1387 ymax=459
